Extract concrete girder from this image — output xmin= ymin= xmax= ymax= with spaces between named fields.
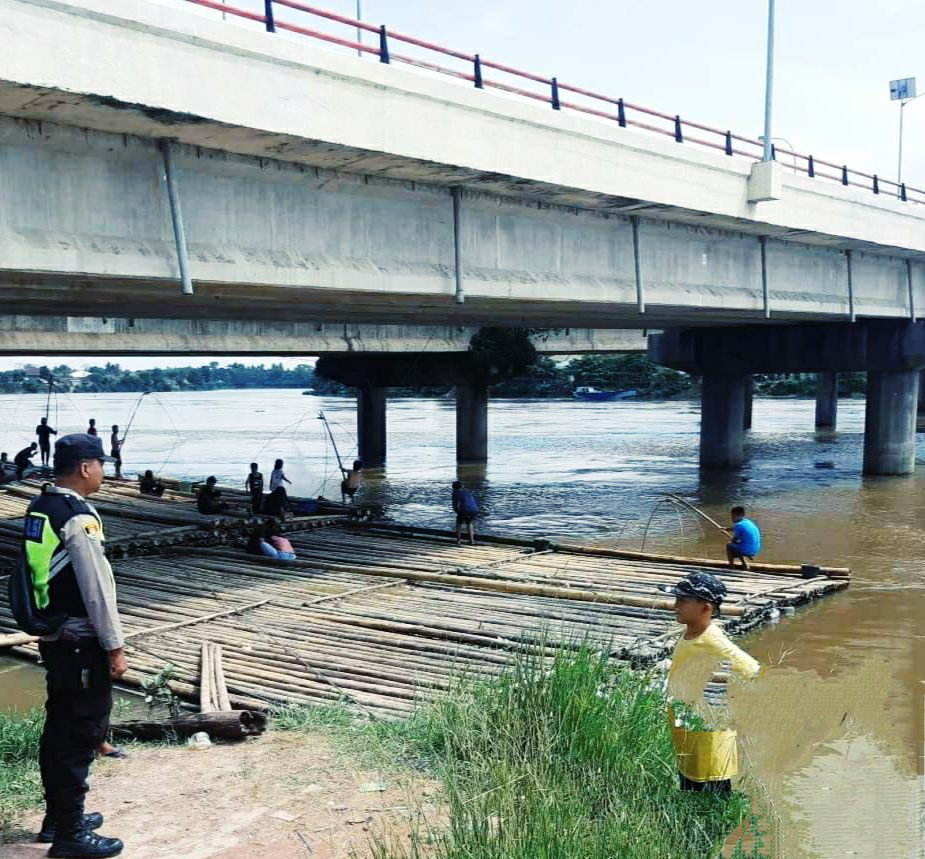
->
xmin=650 ymin=321 xmax=925 ymax=375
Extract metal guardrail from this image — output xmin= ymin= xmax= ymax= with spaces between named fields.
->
xmin=184 ymin=0 xmax=924 ymax=206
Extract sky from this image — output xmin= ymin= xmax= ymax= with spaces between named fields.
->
xmin=4 ymin=0 xmax=923 ymax=371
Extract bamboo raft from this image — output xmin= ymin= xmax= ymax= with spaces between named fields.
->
xmin=0 ymin=484 xmax=850 ymax=717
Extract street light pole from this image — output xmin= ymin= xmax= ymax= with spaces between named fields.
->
xmin=356 ymin=0 xmax=363 ymax=57
xmin=761 ymin=0 xmax=775 ymax=162
xmin=898 ymin=95 xmax=923 ymax=186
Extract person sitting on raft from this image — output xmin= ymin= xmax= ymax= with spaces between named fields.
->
xmin=139 ymin=470 xmax=165 ymax=497
xmin=662 ymin=571 xmax=760 ymax=794
xmin=340 ymin=459 xmax=363 ymax=504
xmin=196 ymin=476 xmax=229 ymax=515
xmin=724 ymin=506 xmax=761 ymax=569
xmin=246 ymin=523 xmax=296 ymax=561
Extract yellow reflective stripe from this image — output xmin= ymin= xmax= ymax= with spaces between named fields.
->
xmin=23 ymin=512 xmax=62 ymax=611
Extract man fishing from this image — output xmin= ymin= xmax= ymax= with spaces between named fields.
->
xmin=340 ymin=460 xmax=362 ymax=504
xmin=663 ymin=571 xmax=760 ymax=794
xmin=452 ymin=480 xmax=479 ymax=546
xmin=21 ymin=433 xmax=126 ymax=856
xmin=725 ymin=506 xmax=762 ymax=569
xmin=109 ymin=426 xmax=122 ymax=480
xmin=14 ymin=442 xmax=38 ymax=480
xmin=36 ymin=417 xmax=58 ymax=467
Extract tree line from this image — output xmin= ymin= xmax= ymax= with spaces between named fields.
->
xmin=0 ymin=359 xmax=867 ymax=399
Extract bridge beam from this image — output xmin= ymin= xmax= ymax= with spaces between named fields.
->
xmin=653 ymin=321 xmax=925 ymax=474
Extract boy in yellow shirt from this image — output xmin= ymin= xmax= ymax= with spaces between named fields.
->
xmin=662 ymin=571 xmax=760 ymax=794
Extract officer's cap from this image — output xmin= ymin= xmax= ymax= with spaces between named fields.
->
xmin=54 ymin=433 xmax=116 ymax=468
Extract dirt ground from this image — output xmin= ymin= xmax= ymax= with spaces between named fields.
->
xmin=4 ymin=730 xmax=439 ymax=859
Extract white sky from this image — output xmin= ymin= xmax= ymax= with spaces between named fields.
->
xmin=4 ymin=0 xmax=923 ymax=370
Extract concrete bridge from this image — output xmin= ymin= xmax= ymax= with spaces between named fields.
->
xmin=2 ymin=0 xmax=925 ymax=473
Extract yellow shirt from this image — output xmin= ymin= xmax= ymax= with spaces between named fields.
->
xmin=667 ymin=623 xmax=760 ymax=709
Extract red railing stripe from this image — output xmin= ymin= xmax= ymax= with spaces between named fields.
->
xmin=179 ymin=0 xmax=923 ymax=202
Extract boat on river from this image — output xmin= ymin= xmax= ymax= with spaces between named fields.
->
xmin=572 ymin=386 xmax=637 ymax=402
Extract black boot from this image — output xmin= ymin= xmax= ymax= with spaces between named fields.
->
xmin=37 ymin=812 xmax=104 ymax=843
xmin=48 ymin=828 xmax=123 ymax=858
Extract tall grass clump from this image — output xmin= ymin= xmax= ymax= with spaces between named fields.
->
xmin=0 ymin=708 xmax=44 ymax=837
xmin=373 ymin=646 xmax=762 ymax=859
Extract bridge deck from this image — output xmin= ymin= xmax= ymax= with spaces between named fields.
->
xmin=0 ymin=485 xmax=848 ymax=716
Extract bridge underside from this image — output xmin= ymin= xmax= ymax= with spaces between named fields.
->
xmin=0 ymin=316 xmax=646 ymax=356
xmin=1 ymin=119 xmax=921 ymax=329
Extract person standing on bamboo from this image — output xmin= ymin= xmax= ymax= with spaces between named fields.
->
xmin=269 ymin=459 xmax=291 ymax=493
xmin=245 ymin=463 xmax=264 ymax=513
xmin=452 ymin=481 xmax=479 ymax=546
xmin=23 ymin=433 xmax=126 ymax=857
xmin=662 ymin=572 xmax=760 ymax=794
xmin=36 ymin=417 xmax=58 ymax=467
xmin=109 ymin=425 xmax=122 ymax=480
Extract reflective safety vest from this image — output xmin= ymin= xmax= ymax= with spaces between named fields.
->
xmin=23 ymin=490 xmax=101 ymax=617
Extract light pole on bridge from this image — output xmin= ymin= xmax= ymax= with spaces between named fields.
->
xmin=761 ymin=0 xmax=775 ymax=163
xmin=890 ymin=77 xmax=920 ymax=188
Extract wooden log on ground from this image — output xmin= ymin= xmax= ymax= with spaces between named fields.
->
xmin=111 ymin=710 xmax=267 ymax=741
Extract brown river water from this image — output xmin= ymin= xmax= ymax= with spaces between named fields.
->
xmin=0 ymin=390 xmax=922 ymax=858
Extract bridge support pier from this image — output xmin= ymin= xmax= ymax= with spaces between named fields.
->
xmin=700 ymin=374 xmax=747 ymax=469
xmin=743 ymin=376 xmax=753 ymax=431
xmin=815 ymin=372 xmax=839 ymax=429
xmin=456 ymin=384 xmax=488 ymax=464
xmin=357 ymin=386 xmax=387 ymax=468
xmin=918 ymin=370 xmax=925 ymax=417
xmin=863 ymin=371 xmax=918 ymax=475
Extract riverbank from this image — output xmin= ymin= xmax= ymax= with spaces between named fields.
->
xmin=1 ymin=650 xmax=766 ymax=858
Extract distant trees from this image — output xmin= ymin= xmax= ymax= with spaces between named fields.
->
xmin=0 ymin=359 xmax=865 ymax=400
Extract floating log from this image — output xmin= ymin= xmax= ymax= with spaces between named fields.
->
xmin=111 ymin=709 xmax=267 ymax=741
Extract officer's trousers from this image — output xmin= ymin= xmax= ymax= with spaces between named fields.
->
xmin=39 ymin=638 xmax=113 ymax=834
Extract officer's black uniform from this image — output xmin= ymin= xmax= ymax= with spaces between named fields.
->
xmin=23 ymin=434 xmax=124 ymax=858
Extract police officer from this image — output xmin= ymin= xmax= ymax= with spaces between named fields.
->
xmin=24 ymin=434 xmax=126 ymax=858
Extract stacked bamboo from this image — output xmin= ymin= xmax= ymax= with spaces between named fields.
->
xmin=199 ymin=642 xmax=232 ymax=712
xmin=0 ymin=501 xmax=850 ymax=718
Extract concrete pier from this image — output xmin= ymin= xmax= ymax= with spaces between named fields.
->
xmin=743 ymin=376 xmax=754 ymax=431
xmin=700 ymin=374 xmax=747 ymax=469
xmin=456 ymin=384 xmax=489 ymax=464
xmin=357 ymin=386 xmax=387 ymax=468
xmin=815 ymin=372 xmax=839 ymax=429
xmin=863 ymin=371 xmax=918 ymax=475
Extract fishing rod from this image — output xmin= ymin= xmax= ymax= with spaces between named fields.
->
xmin=44 ymin=377 xmax=54 ymax=422
xmin=663 ymin=493 xmax=728 ymax=535
xmin=120 ymin=391 xmax=151 ymax=450
xmin=317 ymin=411 xmax=346 ymax=474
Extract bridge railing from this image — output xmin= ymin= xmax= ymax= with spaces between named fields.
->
xmin=183 ymin=0 xmax=925 ymax=206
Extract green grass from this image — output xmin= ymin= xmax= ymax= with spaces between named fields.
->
xmin=0 ymin=708 xmax=44 ymax=838
xmin=275 ymin=648 xmax=768 ymax=859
